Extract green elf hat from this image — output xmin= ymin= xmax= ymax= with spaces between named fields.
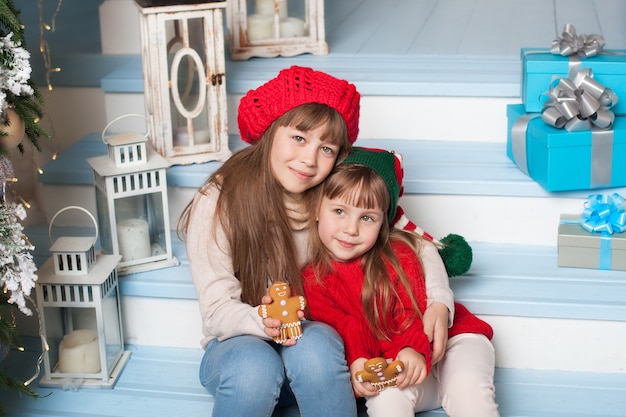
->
xmin=341 ymin=147 xmax=473 ymax=277
xmin=340 ymin=147 xmax=402 ymax=224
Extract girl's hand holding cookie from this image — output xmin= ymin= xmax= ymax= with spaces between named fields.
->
xmin=350 ymin=358 xmax=379 ymax=398
xmin=395 ymin=347 xmax=427 ymax=389
xmin=355 ymin=357 xmax=404 ymax=393
xmin=258 ymin=281 xmax=306 ymax=344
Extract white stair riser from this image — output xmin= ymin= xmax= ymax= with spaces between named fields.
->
xmin=39 ymin=87 xmax=107 ymax=154
xmin=488 ymin=315 xmax=626 ymax=373
xmin=99 ymin=0 xmax=141 ymax=55
xmin=105 ymin=93 xmax=516 ymax=143
xmin=121 ymin=296 xmax=202 ymax=348
xmin=401 ymin=194 xmax=588 ymax=246
xmin=38 ymin=88 xmax=515 ymax=153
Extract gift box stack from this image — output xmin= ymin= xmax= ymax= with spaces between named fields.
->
xmin=506 ymin=24 xmax=626 ymax=271
xmin=506 ymin=23 xmax=626 ymax=192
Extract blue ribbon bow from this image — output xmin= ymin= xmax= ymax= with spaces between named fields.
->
xmin=580 ymin=193 xmax=626 ymax=235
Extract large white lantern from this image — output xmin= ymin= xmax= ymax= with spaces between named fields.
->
xmin=226 ymin=0 xmax=327 ymax=60
xmin=135 ymin=0 xmax=231 ymax=165
xmin=87 ymin=115 xmax=179 ymax=275
xmin=37 ymin=207 xmax=129 ymax=388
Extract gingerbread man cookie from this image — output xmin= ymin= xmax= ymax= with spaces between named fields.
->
xmin=355 ymin=357 xmax=404 ymax=391
xmin=258 ymin=281 xmax=306 ymax=344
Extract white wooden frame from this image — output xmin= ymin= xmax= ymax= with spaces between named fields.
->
xmin=136 ymin=1 xmax=231 ymax=165
xmin=227 ymin=0 xmax=327 ymax=61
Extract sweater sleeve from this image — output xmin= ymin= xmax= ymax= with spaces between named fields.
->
xmin=380 ymin=244 xmax=433 ymax=371
xmin=303 ymin=268 xmax=380 ymax=365
xmin=186 ymin=186 xmax=267 ymax=348
xmin=382 ymin=321 xmax=433 ymax=373
xmin=392 ymin=208 xmax=455 ymax=325
xmin=420 ymin=239 xmax=455 ymax=326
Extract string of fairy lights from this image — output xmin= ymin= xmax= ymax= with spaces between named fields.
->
xmin=0 ymin=0 xmax=63 ymax=392
xmin=38 ymin=0 xmax=62 ymax=92
xmin=33 ymin=0 xmax=63 ymax=173
xmin=23 ymin=0 xmax=64 ymax=388
xmin=2 ymin=0 xmax=62 ymax=225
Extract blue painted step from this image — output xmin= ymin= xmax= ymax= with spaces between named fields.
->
xmin=2 ymin=341 xmax=625 ymax=417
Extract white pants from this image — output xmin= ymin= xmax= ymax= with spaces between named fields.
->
xmin=363 ymin=333 xmax=500 ymax=417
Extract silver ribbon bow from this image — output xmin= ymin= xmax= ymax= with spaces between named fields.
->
xmin=551 ymin=23 xmax=606 ymax=58
xmin=541 ymin=68 xmax=618 ymax=131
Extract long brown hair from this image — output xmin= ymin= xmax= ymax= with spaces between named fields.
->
xmin=178 ymin=103 xmax=351 ymax=305
xmin=308 ymin=163 xmax=423 ymax=340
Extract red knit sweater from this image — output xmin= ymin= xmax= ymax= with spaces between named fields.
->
xmin=302 ymin=241 xmax=493 ymax=372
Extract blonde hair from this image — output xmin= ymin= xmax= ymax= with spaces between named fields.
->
xmin=178 ymin=103 xmax=352 ymax=305
xmin=308 ymin=163 xmax=423 ymax=340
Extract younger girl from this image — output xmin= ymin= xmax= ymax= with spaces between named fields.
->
xmin=302 ymin=147 xmax=500 ymax=417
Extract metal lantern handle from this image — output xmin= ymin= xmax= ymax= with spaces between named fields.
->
xmin=101 ymin=113 xmax=150 ymax=145
xmin=48 ymin=206 xmax=99 ymax=247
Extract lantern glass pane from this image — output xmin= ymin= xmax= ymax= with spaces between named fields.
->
xmin=45 ymin=304 xmax=101 ymax=376
xmin=165 ymin=17 xmax=213 ymax=149
xmin=114 ymin=192 xmax=166 ymax=263
xmin=287 ymin=0 xmax=308 ymax=31
xmin=41 ymin=304 xmax=64 ymax=372
xmin=95 ymin=185 xmax=112 ymax=254
xmin=245 ymin=0 xmax=309 ymax=42
xmin=103 ymin=286 xmax=123 ymax=371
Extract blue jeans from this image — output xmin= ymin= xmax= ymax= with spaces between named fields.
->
xmin=199 ymin=321 xmax=357 ymax=417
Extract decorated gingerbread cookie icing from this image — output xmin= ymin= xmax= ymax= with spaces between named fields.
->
xmin=258 ymin=281 xmax=306 ymax=344
xmin=355 ymin=357 xmax=404 ymax=391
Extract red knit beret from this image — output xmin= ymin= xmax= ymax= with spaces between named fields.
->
xmin=237 ymin=66 xmax=361 ymax=144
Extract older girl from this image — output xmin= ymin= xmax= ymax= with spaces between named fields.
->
xmin=178 ymin=67 xmax=453 ymax=417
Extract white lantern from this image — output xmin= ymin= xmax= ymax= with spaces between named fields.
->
xmin=87 ymin=115 xmax=179 ymax=276
xmin=135 ymin=0 xmax=231 ymax=165
xmin=226 ymin=0 xmax=327 ymax=60
xmin=37 ymin=207 xmax=129 ymax=388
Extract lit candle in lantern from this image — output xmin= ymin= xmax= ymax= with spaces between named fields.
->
xmin=117 ymin=218 xmax=152 ymax=261
xmin=255 ymin=0 xmax=287 ymax=17
xmin=58 ymin=329 xmax=101 ymax=373
xmin=247 ymin=14 xmax=275 ymax=41
xmin=280 ymin=17 xmax=305 ymax=38
xmin=173 ymin=127 xmax=212 ymax=146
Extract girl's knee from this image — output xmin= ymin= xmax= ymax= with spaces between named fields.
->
xmin=296 ymin=321 xmax=344 ymax=353
xmin=286 ymin=322 xmax=346 ymax=370
xmin=201 ymin=337 xmax=285 ymax=391
xmin=365 ymin=388 xmax=415 ymax=417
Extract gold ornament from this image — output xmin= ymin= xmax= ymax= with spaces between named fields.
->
xmin=0 ymin=108 xmax=26 ymax=150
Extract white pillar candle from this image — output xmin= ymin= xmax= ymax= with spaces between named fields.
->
xmin=247 ymin=14 xmax=275 ymax=42
xmin=117 ymin=218 xmax=151 ymax=262
xmin=58 ymin=329 xmax=101 ymax=374
xmin=174 ymin=127 xmax=211 ymax=146
xmin=255 ymin=0 xmax=287 ymax=17
xmin=280 ymin=17 xmax=306 ymax=38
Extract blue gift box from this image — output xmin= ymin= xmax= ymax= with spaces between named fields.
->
xmin=506 ymin=104 xmax=626 ymax=192
xmin=521 ymin=48 xmax=626 ymax=114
